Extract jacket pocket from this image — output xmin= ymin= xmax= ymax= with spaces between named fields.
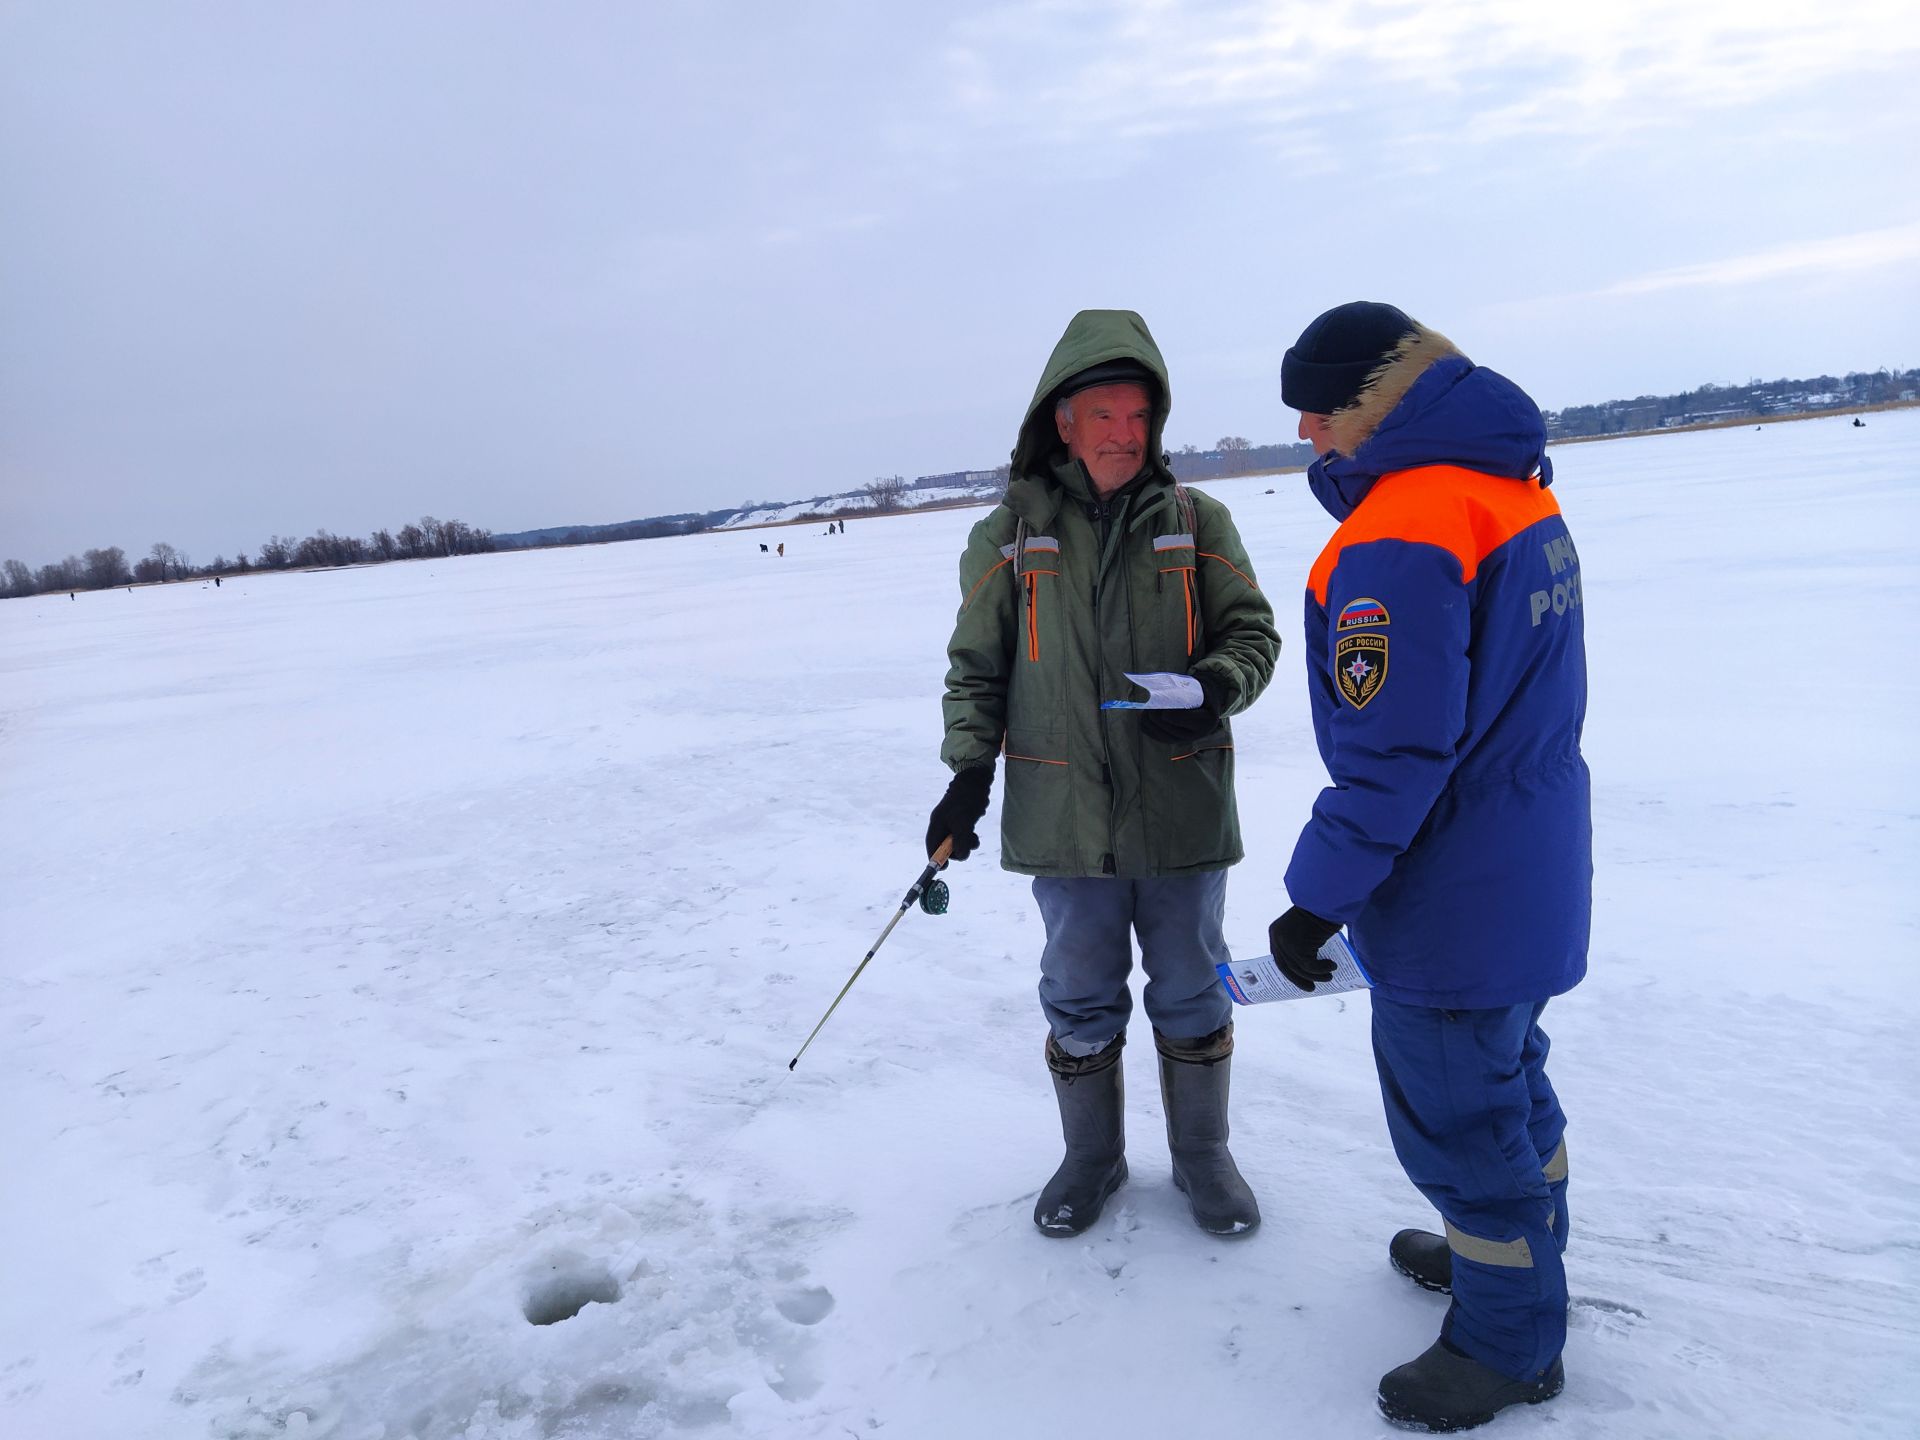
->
xmin=1018 ymin=552 xmax=1060 ymax=663
xmin=1151 ymin=733 xmax=1239 ymax=868
xmin=1001 ymin=729 xmax=1072 ymax=870
xmin=1152 ymin=534 xmax=1199 ymax=659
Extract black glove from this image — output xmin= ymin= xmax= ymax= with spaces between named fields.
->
xmin=1269 ymin=905 xmax=1342 ymax=990
xmin=927 ymin=764 xmax=994 ymax=861
xmin=1139 ymin=672 xmax=1228 ymax=744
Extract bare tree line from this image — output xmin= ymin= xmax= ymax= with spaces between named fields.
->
xmin=863 ymin=474 xmax=910 ymax=511
xmin=2 ymin=516 xmax=495 ymax=600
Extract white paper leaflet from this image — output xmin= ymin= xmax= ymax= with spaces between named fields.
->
xmin=1100 ymin=671 xmax=1205 ymax=710
xmin=1216 ymin=932 xmax=1371 ymax=1004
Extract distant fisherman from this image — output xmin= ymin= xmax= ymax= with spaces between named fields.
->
xmin=930 ymin=309 xmax=1280 ymax=1240
xmin=1264 ymin=303 xmax=1591 ymax=1431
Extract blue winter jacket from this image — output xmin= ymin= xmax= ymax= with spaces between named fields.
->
xmin=1284 ymin=341 xmax=1591 ymax=1008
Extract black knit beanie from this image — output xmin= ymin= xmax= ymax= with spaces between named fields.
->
xmin=1281 ymin=302 xmax=1419 ymax=415
xmin=1054 ymin=357 xmax=1157 ymax=403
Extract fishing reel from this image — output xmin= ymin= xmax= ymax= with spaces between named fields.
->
xmin=919 ymin=877 xmax=950 ymax=915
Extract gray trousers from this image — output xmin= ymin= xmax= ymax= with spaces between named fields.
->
xmin=1033 ymin=870 xmax=1234 ymax=1055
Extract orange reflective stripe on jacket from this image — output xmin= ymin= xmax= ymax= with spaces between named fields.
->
xmin=962 ymin=555 xmax=1011 ymax=611
xmin=1308 ymin=464 xmax=1562 ymax=603
xmin=1198 ymin=550 xmax=1260 ymax=592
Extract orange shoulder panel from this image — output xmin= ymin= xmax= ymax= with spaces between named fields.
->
xmin=1308 ymin=465 xmax=1561 ymax=603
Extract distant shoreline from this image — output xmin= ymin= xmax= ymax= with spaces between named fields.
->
xmin=1544 ymin=395 xmax=1919 ymax=447
xmin=729 ymin=398 xmax=1920 ymax=531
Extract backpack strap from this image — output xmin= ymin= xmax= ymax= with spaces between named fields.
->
xmin=1174 ymin=481 xmax=1197 ymax=538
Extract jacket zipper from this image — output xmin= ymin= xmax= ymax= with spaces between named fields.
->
xmin=1086 ymin=476 xmax=1175 ymax=876
xmin=1090 ymin=490 xmax=1124 ymax=875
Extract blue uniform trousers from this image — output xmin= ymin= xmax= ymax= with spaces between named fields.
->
xmin=1371 ymin=994 xmax=1569 ymax=1381
xmin=1032 ymin=871 xmax=1234 ymax=1054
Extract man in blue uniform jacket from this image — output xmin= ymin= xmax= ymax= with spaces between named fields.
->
xmin=1266 ymin=303 xmax=1591 ymax=1432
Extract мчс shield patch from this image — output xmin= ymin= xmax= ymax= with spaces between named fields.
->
xmin=1335 ymin=632 xmax=1388 ymax=708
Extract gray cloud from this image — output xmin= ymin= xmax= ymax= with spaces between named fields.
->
xmin=2 ymin=1 xmax=1915 ymax=566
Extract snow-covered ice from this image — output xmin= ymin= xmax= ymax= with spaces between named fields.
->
xmin=3 ymin=411 xmax=1917 ymax=1438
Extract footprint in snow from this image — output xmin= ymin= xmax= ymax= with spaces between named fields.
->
xmin=1569 ymin=1293 xmax=1648 ymax=1341
xmin=1672 ymin=1339 xmax=1724 ymax=1369
xmin=1570 ymin=1294 xmax=1647 ymax=1317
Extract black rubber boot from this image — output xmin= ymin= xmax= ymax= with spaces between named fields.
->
xmin=1156 ymin=1023 xmax=1260 ymax=1237
xmin=1034 ymin=1033 xmax=1128 ymax=1237
xmin=1377 ymin=1339 xmax=1565 ymax=1432
xmin=1390 ymin=1228 xmax=1453 ymax=1293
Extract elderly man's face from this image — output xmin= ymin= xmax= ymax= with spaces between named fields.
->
xmin=1057 ymin=382 xmax=1152 ymax=496
xmin=1298 ymin=411 xmax=1337 ymax=456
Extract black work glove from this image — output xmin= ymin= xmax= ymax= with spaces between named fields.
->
xmin=927 ymin=764 xmax=994 ymax=861
xmin=1138 ymin=672 xmax=1228 ymax=744
xmin=1269 ymin=905 xmax=1342 ymax=990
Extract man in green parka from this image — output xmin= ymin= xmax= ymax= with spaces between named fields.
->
xmin=928 ymin=309 xmax=1281 ymax=1238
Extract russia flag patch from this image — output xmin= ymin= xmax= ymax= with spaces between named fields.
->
xmin=1336 ymin=597 xmax=1390 ymax=631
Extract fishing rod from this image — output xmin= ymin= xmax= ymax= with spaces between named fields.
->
xmin=788 ymin=836 xmax=954 ymax=1071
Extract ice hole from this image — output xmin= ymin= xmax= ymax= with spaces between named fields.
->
xmin=774 ymin=1285 xmax=835 ymax=1325
xmin=523 ymin=1262 xmax=623 ymax=1326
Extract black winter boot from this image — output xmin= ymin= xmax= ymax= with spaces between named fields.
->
xmin=1377 ymin=1339 xmax=1564 ymax=1432
xmin=1156 ymin=1024 xmax=1260 ymax=1237
xmin=1034 ymin=1033 xmax=1128 ymax=1237
xmin=1390 ymin=1228 xmax=1453 ymax=1293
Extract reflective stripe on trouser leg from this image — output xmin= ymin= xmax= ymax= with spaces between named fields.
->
xmin=1524 ymin=1010 xmax=1572 ymax=1254
xmin=1445 ymin=1221 xmax=1534 ymax=1268
xmin=1543 ymin=1139 xmax=1569 ymax=1183
xmin=1371 ymin=995 xmax=1569 ymax=1381
xmin=1543 ymin=1137 xmax=1570 ymax=1245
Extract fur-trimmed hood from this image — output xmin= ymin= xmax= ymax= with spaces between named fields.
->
xmin=1309 ymin=326 xmax=1553 ymax=523
xmin=1324 ymin=325 xmax=1465 ymax=456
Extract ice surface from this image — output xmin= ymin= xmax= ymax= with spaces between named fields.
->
xmin=3 ymin=411 xmax=1917 ymax=1437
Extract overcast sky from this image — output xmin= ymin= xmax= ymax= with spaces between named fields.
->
xmin=4 ymin=1 xmax=1918 ymax=565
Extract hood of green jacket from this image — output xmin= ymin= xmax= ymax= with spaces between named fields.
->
xmin=1011 ymin=309 xmax=1173 ymax=483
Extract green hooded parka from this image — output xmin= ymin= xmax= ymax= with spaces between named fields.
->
xmin=941 ymin=310 xmax=1280 ymax=878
